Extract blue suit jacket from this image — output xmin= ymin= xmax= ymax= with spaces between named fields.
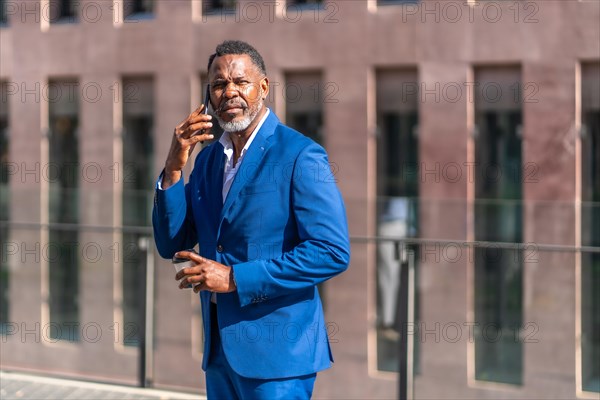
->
xmin=152 ymin=111 xmax=350 ymax=379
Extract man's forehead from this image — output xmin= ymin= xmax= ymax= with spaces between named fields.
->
xmin=209 ymin=54 xmax=257 ymax=77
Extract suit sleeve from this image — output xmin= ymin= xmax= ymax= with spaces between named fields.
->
xmin=232 ymin=142 xmax=351 ymax=307
xmin=152 ymin=171 xmax=197 ymax=259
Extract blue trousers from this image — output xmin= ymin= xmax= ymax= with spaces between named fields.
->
xmin=206 ymin=304 xmax=316 ymax=400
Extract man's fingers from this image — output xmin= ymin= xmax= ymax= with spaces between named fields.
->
xmin=175 ymin=266 xmax=197 ymax=281
xmin=177 ymin=123 xmax=213 ymax=142
xmin=179 ymin=274 xmax=203 ymax=289
xmin=187 ymin=112 xmax=212 ymax=126
xmin=182 ymin=105 xmax=204 ymax=125
xmin=191 ymin=131 xmax=213 ymax=141
xmin=175 ymin=250 xmax=206 ymax=264
xmin=188 ymin=122 xmax=213 ymax=134
xmin=180 ymin=105 xmax=205 ymax=129
xmin=175 ymin=109 xmax=211 ymax=138
xmin=190 ymin=104 xmax=205 ymax=117
xmin=175 ymin=266 xmax=202 ymax=281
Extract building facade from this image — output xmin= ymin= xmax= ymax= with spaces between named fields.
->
xmin=0 ymin=0 xmax=599 ymax=398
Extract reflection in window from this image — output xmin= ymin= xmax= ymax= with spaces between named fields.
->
xmin=204 ymin=0 xmax=236 ymax=15
xmin=474 ymin=67 xmax=523 ymax=385
xmin=375 ymin=70 xmax=420 ymax=373
xmin=285 ymin=72 xmax=324 ymax=146
xmin=122 ymin=77 xmax=154 ymax=347
xmin=49 ymin=0 xmax=78 ymax=24
xmin=48 ymin=80 xmax=80 ymax=342
xmin=581 ymin=62 xmax=600 ymax=394
xmin=0 ymin=81 xmax=10 ymax=334
xmin=124 ymin=0 xmax=154 ymax=20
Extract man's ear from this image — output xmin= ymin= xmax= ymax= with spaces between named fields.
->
xmin=260 ymin=77 xmax=269 ymax=100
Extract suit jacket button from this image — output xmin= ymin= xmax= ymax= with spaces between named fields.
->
xmin=217 ymin=244 xmax=224 ymax=253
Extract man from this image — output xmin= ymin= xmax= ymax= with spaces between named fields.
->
xmin=152 ymin=40 xmax=350 ymax=399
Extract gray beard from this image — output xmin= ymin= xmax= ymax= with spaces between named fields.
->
xmin=216 ymin=101 xmax=263 ymax=133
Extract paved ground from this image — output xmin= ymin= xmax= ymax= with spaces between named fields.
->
xmin=0 ymin=371 xmax=205 ymax=400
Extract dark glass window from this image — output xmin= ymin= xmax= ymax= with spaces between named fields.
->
xmin=287 ymin=0 xmax=324 ymax=9
xmin=0 ymin=0 xmax=8 ymax=25
xmin=204 ymin=0 xmax=236 ymax=15
xmin=375 ymin=70 xmax=420 ymax=373
xmin=122 ymin=77 xmax=154 ymax=347
xmin=49 ymin=0 xmax=78 ymax=24
xmin=285 ymin=72 xmax=324 ymax=146
xmin=0 ymin=81 xmax=10 ymax=334
xmin=124 ymin=0 xmax=154 ymax=20
xmin=284 ymin=72 xmax=328 ymax=310
xmin=378 ymin=0 xmax=419 ymax=6
xmin=581 ymin=62 xmax=600 ymax=394
xmin=48 ymin=80 xmax=80 ymax=342
xmin=474 ymin=67 xmax=523 ymax=385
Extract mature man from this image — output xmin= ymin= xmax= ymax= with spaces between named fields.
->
xmin=152 ymin=41 xmax=350 ymax=399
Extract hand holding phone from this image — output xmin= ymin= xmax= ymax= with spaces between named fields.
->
xmin=162 ymin=86 xmax=213 ymax=189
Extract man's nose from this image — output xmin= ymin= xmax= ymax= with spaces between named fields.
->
xmin=223 ymin=82 xmax=240 ymax=98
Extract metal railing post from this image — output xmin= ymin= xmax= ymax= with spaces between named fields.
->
xmin=398 ymin=244 xmax=415 ymax=400
xmin=137 ymin=236 xmax=154 ymax=388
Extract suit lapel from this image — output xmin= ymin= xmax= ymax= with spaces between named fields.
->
xmin=209 ymin=142 xmax=225 ymax=219
xmin=219 ymin=112 xmax=279 ymax=226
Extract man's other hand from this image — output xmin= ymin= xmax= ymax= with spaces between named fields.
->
xmin=174 ymin=250 xmax=237 ymax=294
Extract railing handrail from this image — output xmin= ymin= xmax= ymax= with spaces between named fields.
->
xmin=2 ymin=221 xmax=599 ymax=253
xmin=0 ymin=221 xmax=153 ymax=234
xmin=352 ymin=236 xmax=600 ymax=253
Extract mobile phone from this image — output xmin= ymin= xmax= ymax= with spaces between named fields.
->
xmin=203 ymin=84 xmax=210 ymax=114
xmin=191 ymin=85 xmax=211 ymax=138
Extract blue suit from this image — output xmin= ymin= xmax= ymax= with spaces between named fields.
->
xmin=152 ymin=111 xmax=350 ymax=383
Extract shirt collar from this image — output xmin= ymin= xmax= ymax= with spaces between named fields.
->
xmin=219 ymin=108 xmax=270 ymax=159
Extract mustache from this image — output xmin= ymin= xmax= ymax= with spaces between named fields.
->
xmin=217 ymin=100 xmax=248 ymax=113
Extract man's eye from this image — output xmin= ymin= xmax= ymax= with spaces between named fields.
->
xmin=212 ymin=82 xmax=226 ymax=90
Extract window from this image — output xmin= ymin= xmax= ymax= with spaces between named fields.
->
xmin=375 ymin=69 xmax=420 ymax=373
xmin=124 ymin=0 xmax=154 ymax=20
xmin=473 ymin=67 xmax=523 ymax=385
xmin=285 ymin=72 xmax=324 ymax=146
xmin=378 ymin=0 xmax=419 ymax=6
xmin=203 ymin=0 xmax=236 ymax=15
xmin=49 ymin=0 xmax=78 ymax=24
xmin=287 ymin=0 xmax=324 ymax=9
xmin=284 ymin=71 xmax=328 ymax=309
xmin=121 ymin=77 xmax=154 ymax=347
xmin=581 ymin=62 xmax=600 ymax=394
xmin=0 ymin=0 xmax=8 ymax=25
xmin=0 ymin=81 xmax=10 ymax=334
xmin=48 ymin=80 xmax=80 ymax=342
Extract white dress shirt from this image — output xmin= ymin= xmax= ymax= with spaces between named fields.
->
xmin=219 ymin=108 xmax=270 ymax=202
